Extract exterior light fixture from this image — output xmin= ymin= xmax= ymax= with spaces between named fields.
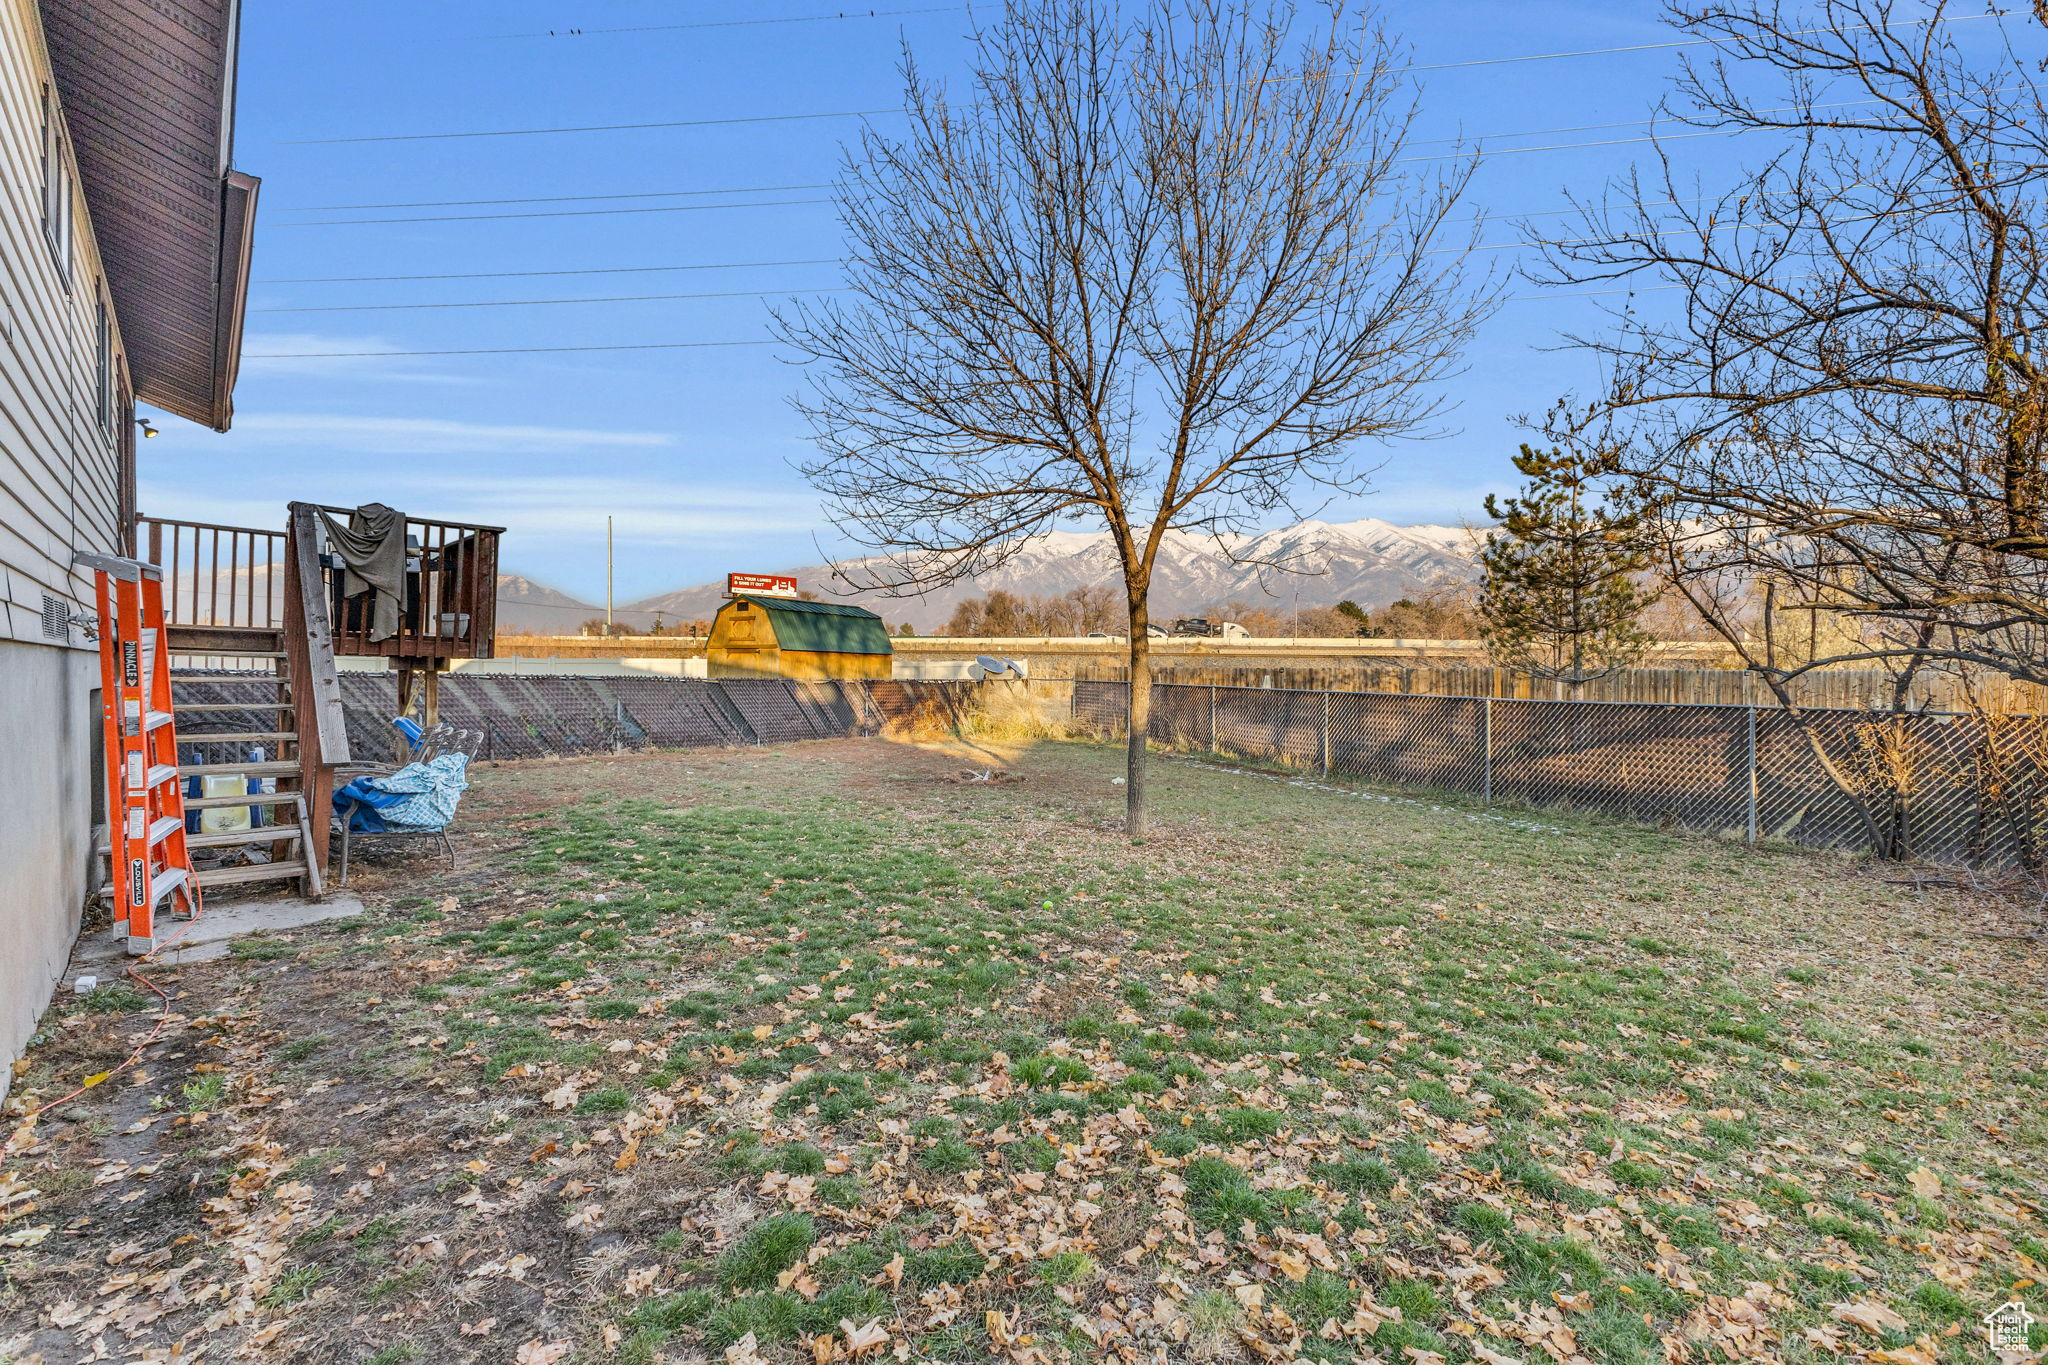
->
xmin=136 ymin=418 xmax=159 ymax=438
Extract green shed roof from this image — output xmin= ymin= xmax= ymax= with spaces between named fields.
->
xmin=728 ymin=595 xmax=894 ymax=656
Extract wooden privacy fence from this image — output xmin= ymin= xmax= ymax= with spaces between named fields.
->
xmin=1072 ymin=680 xmax=2048 ymax=876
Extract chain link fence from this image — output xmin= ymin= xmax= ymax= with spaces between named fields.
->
xmin=177 ymin=674 xmax=981 ymax=763
xmin=184 ymin=667 xmax=2047 ymax=877
xmin=1076 ymin=680 xmax=2048 ymax=876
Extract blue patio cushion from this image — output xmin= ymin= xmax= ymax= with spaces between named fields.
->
xmin=334 ymin=753 xmax=470 ymax=833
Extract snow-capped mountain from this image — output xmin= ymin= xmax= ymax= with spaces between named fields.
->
xmin=616 ymin=517 xmax=1480 ymax=632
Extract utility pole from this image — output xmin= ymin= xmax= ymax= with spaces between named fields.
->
xmin=605 ymin=514 xmax=614 ymax=637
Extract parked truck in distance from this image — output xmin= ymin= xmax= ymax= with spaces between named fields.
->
xmin=1169 ymin=618 xmax=1249 ymax=639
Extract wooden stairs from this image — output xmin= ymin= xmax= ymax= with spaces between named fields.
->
xmin=96 ymin=499 xmax=496 ymax=935
xmin=154 ymin=624 xmax=325 ymax=898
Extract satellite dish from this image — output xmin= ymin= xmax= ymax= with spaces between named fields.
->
xmin=974 ymin=654 xmax=1012 ymax=677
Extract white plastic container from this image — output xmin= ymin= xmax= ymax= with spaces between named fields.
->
xmin=199 ymin=773 xmax=253 ymax=833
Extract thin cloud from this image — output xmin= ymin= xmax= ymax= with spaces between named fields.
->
xmin=137 ymin=473 xmax=822 ymax=544
xmin=229 ymin=413 xmax=674 ymax=453
xmin=426 ymin=476 xmax=820 ymax=539
xmin=238 ymin=332 xmax=473 ymax=384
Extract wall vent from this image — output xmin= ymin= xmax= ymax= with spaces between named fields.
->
xmin=41 ymin=593 xmax=71 ymax=641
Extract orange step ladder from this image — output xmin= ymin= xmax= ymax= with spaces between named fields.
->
xmin=79 ymin=552 xmax=201 ymax=953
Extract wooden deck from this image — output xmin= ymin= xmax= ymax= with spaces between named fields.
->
xmin=138 ymin=507 xmax=502 ymax=661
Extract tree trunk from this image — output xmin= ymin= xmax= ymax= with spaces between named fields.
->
xmin=1126 ymin=591 xmax=1151 ymax=840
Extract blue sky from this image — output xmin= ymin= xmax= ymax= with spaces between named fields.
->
xmin=129 ymin=2 xmax=1871 ymax=602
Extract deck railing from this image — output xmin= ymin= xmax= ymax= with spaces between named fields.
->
xmin=137 ymin=516 xmax=286 ymax=630
xmin=137 ymin=508 xmax=501 ymax=660
xmin=304 ymin=505 xmax=501 ymax=660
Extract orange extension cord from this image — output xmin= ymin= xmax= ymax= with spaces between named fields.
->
xmin=16 ymin=918 xmax=199 ymax=1124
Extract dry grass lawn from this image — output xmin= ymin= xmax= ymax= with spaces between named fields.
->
xmin=2 ymin=735 xmax=2043 ymax=1365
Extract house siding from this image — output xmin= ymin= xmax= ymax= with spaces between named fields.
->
xmin=0 ymin=0 xmax=131 ymax=1095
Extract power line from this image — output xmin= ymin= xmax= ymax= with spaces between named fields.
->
xmin=263 ymin=108 xmax=1799 ymax=214
xmin=246 ymin=281 xmax=1688 ymax=359
xmin=1403 ymin=126 xmax=1736 ymax=162
xmin=252 ymin=236 xmax=1710 ymax=315
xmin=239 ymin=271 xmax=1750 ymax=365
xmin=488 ymin=5 xmax=1995 ymax=51
xmin=1509 ymin=281 xmax=1687 ymax=303
xmin=250 ymin=339 xmax=784 ymax=358
xmin=279 ymin=182 xmax=836 ymax=212
xmin=260 ymin=254 xmax=843 ymax=284
xmin=1398 ymin=12 xmax=1995 ymax=75
xmin=251 ymin=172 xmax=1936 ymax=295
xmin=265 ymin=200 xmax=1948 ymax=317
xmin=252 ymin=286 xmax=854 ymax=314
xmin=283 ymin=107 xmax=902 ymax=146
xmin=264 ymin=115 xmax=1717 ymax=211
xmin=276 ymin=128 xmax=1743 ymax=227
xmin=238 ymin=196 xmax=1771 ymax=291
xmin=275 ymin=196 xmax=834 ymax=228
xmin=489 ymin=6 xmax=966 ymax=39
xmin=280 ymin=14 xmax=2002 ymax=146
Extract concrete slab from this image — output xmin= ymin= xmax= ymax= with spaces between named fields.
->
xmin=67 ymin=892 xmax=367 ymax=974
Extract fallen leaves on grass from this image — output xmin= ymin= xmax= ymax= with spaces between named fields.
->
xmin=4 ymin=746 xmax=2043 ymax=1365
xmin=1830 ymin=1299 xmax=1912 ymax=1337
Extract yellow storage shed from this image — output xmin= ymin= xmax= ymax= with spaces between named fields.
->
xmin=706 ymin=595 xmax=894 ymax=680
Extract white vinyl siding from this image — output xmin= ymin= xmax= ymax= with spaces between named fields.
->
xmin=0 ymin=0 xmax=126 ymax=648
xmin=38 ymin=82 xmax=71 ymax=283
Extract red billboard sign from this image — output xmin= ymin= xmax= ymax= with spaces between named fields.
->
xmin=726 ymin=572 xmax=799 ymax=599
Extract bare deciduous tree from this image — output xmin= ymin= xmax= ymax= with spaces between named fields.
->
xmin=777 ymin=0 xmax=1492 ymax=836
xmin=1534 ymin=0 xmax=2048 ymax=852
xmin=944 ymin=585 xmax=1123 ymax=636
xmin=1538 ymin=0 xmax=2048 ymax=683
